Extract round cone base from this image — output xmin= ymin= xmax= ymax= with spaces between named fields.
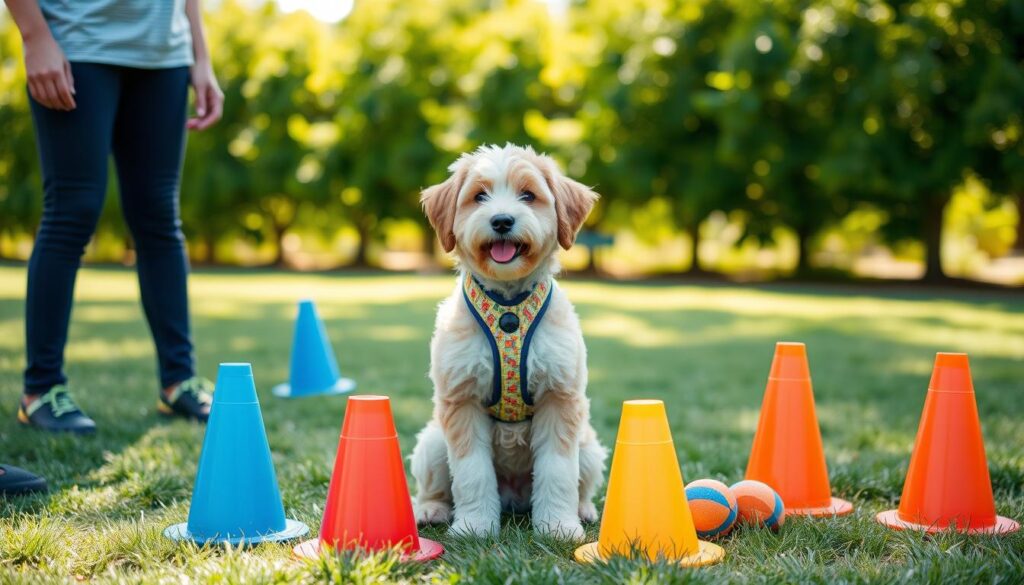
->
xmin=574 ymin=540 xmax=724 ymax=567
xmin=164 ymin=519 xmax=309 ymax=546
xmin=876 ymin=509 xmax=1020 ymax=535
xmin=292 ymin=537 xmax=445 ymax=562
xmin=272 ymin=378 xmax=356 ymax=399
xmin=788 ymin=497 xmax=854 ymax=518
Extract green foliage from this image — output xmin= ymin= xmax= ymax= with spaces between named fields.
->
xmin=0 ymin=0 xmax=1022 ymax=278
xmin=849 ymin=0 xmax=1024 ymax=279
xmin=0 ymin=22 xmax=40 ymax=240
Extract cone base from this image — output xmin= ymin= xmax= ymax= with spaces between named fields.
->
xmin=573 ymin=540 xmax=725 ymax=567
xmin=163 ymin=519 xmax=309 ymax=546
xmin=788 ymin=497 xmax=854 ymax=518
xmin=876 ymin=509 xmax=1020 ymax=535
xmin=272 ymin=377 xmax=356 ymax=399
xmin=292 ymin=537 xmax=445 ymax=562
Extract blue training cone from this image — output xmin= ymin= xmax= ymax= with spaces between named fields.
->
xmin=165 ymin=363 xmax=308 ymax=545
xmin=272 ymin=299 xmax=356 ymax=398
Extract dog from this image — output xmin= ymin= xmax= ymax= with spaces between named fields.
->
xmin=409 ymin=144 xmax=607 ymax=539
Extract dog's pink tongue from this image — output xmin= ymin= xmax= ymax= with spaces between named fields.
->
xmin=490 ymin=241 xmax=517 ymax=263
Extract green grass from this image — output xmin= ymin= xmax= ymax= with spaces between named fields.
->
xmin=1 ymin=264 xmax=1022 ymax=584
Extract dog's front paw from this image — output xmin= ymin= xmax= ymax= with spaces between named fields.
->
xmin=578 ymin=501 xmax=599 ymax=523
xmin=449 ymin=512 xmax=499 ymax=537
xmin=414 ymin=499 xmax=453 ymax=525
xmin=534 ymin=515 xmax=585 ymax=540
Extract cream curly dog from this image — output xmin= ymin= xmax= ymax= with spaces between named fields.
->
xmin=410 ymin=144 xmax=607 ymax=538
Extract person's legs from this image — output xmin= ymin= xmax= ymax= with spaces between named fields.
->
xmin=24 ymin=63 xmax=120 ymax=397
xmin=111 ymin=66 xmax=195 ymax=392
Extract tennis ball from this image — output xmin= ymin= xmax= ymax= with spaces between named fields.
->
xmin=730 ymin=480 xmax=785 ymax=530
xmin=684 ymin=478 xmax=738 ymax=539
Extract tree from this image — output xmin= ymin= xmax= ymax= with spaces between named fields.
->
xmin=697 ymin=0 xmax=833 ymax=274
xmin=179 ymin=0 xmax=264 ymax=264
xmin=322 ymin=0 xmax=466 ymax=265
xmin=0 ymin=16 xmax=41 ymax=256
xmin=961 ymin=2 xmax=1024 ymax=254
xmin=576 ymin=0 xmax=745 ymax=274
xmin=863 ymin=0 xmax=1024 ymax=281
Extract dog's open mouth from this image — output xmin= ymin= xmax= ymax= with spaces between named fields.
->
xmin=488 ymin=240 xmax=528 ymax=264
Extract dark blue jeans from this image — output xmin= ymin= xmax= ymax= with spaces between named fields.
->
xmin=25 ymin=62 xmax=194 ymax=395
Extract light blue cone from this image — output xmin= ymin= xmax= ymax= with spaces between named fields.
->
xmin=272 ymin=299 xmax=356 ymax=398
xmin=164 ymin=363 xmax=308 ymax=545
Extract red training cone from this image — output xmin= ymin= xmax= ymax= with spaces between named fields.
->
xmin=294 ymin=395 xmax=444 ymax=560
xmin=877 ymin=353 xmax=1019 ymax=535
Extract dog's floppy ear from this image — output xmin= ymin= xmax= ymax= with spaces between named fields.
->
xmin=421 ymin=159 xmax=469 ymax=253
xmin=540 ymin=158 xmax=599 ymax=250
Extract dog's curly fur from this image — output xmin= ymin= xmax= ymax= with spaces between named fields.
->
xmin=410 ymin=144 xmax=607 ymax=538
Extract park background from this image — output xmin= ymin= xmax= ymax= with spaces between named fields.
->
xmin=1 ymin=0 xmax=1023 ymax=285
xmin=1 ymin=0 xmax=1023 ymax=583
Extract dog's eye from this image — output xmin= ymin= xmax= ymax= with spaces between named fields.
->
xmin=474 ymin=192 xmax=488 ymax=203
xmin=519 ymin=191 xmax=536 ymax=202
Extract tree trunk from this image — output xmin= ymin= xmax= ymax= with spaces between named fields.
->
xmin=921 ymin=194 xmax=948 ymax=282
xmin=682 ymin=216 xmax=706 ymax=275
xmin=202 ymin=234 xmax=215 ymax=265
xmin=270 ymin=234 xmax=285 ymax=267
xmin=795 ymin=222 xmax=813 ymax=276
xmin=207 ymin=234 xmax=222 ymax=265
xmin=353 ymin=219 xmax=372 ymax=267
xmin=190 ymin=234 xmax=208 ymax=265
xmin=270 ymin=220 xmax=291 ymax=268
xmin=1014 ymin=192 xmax=1024 ymax=254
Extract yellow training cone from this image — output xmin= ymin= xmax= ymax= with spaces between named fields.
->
xmin=575 ymin=400 xmax=724 ymax=567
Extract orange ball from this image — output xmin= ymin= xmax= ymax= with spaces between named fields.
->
xmin=684 ymin=479 xmax=738 ymax=539
xmin=730 ymin=480 xmax=785 ymax=529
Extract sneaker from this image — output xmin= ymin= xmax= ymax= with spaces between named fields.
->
xmin=0 ymin=464 xmax=47 ymax=496
xmin=158 ymin=376 xmax=213 ymax=422
xmin=17 ymin=385 xmax=97 ymax=434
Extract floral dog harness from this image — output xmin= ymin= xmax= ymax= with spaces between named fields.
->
xmin=462 ymin=273 xmax=553 ymax=422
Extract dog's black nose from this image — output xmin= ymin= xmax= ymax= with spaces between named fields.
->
xmin=490 ymin=214 xmax=515 ymax=234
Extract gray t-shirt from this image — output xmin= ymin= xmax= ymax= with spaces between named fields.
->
xmin=38 ymin=0 xmax=193 ymax=69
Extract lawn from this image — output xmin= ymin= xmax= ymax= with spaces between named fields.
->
xmin=1 ymin=264 xmax=1022 ymax=584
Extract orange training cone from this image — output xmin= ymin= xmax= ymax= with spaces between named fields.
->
xmin=575 ymin=400 xmax=724 ymax=567
xmin=877 ymin=353 xmax=1019 ymax=535
xmin=744 ymin=342 xmax=853 ymax=517
xmin=293 ymin=395 xmax=444 ymax=560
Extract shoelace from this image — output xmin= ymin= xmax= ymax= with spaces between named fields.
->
xmin=45 ymin=386 xmax=81 ymax=418
xmin=175 ymin=377 xmax=213 ymax=406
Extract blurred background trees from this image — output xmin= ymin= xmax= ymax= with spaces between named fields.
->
xmin=1 ymin=0 xmax=1022 ymax=284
